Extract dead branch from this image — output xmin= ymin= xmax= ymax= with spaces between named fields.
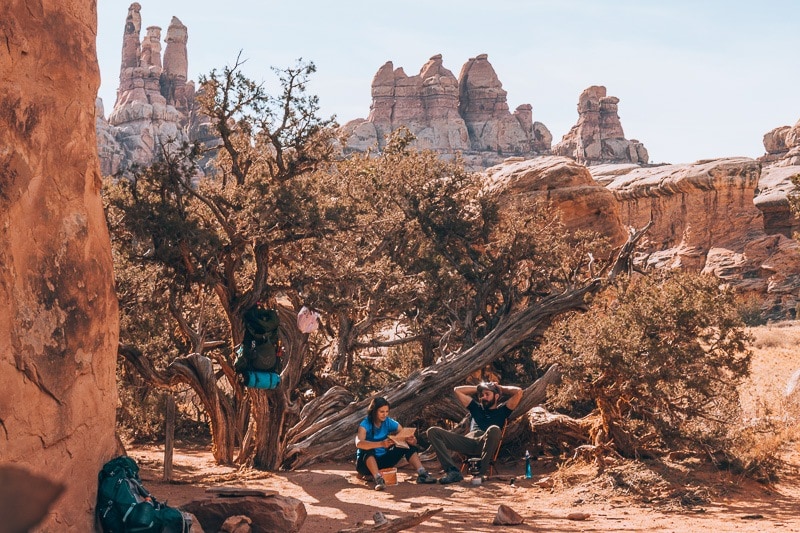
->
xmin=337 ymin=508 xmax=442 ymax=533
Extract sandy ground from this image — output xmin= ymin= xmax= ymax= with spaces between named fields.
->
xmin=129 ymin=322 xmax=800 ymax=532
xmin=131 ymin=444 xmax=800 ymax=533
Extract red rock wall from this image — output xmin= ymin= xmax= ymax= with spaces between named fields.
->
xmin=0 ymin=1 xmax=120 ymax=530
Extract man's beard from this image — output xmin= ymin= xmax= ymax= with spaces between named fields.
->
xmin=479 ymin=397 xmax=495 ymax=409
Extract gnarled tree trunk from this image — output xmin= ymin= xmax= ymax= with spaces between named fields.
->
xmin=283 ymin=225 xmax=649 ymax=469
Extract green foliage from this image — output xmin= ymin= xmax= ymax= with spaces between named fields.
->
xmin=299 ymin=128 xmax=613 ymax=379
xmin=539 ymin=271 xmax=752 ymax=457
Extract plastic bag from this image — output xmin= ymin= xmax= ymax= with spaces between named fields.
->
xmin=297 ymin=306 xmax=320 ymax=333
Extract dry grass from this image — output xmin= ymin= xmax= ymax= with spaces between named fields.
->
xmin=735 ymin=321 xmax=800 ymax=476
xmin=741 ymin=321 xmax=800 ymax=419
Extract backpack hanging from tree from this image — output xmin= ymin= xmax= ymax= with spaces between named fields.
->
xmin=234 ymin=303 xmax=283 ymax=389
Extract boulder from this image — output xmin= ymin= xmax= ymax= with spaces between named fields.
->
xmin=183 ymin=494 xmax=307 ymax=533
xmin=1 ymin=0 xmax=119 ymax=530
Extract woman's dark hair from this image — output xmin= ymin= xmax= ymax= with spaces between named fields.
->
xmin=367 ymin=397 xmax=390 ymax=428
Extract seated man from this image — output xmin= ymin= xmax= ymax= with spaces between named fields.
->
xmin=426 ymin=381 xmax=522 ymax=484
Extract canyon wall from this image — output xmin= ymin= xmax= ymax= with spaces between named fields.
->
xmin=485 ymin=156 xmax=800 ymax=317
xmin=1 ymin=0 xmax=120 ymax=530
xmin=593 ymin=159 xmax=800 ymax=314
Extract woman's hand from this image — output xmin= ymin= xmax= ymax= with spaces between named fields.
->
xmin=382 ymin=438 xmax=393 ymax=448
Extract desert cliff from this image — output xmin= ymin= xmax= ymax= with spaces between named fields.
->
xmin=1 ymin=0 xmax=120 ymax=530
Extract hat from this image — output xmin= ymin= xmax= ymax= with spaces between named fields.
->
xmin=477 ymin=382 xmax=500 ymax=395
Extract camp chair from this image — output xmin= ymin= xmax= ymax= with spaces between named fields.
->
xmin=460 ymin=421 xmax=507 ymax=477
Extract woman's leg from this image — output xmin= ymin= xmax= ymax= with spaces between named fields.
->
xmin=355 ymin=450 xmax=380 ymax=477
xmin=365 ymin=456 xmax=380 ymax=478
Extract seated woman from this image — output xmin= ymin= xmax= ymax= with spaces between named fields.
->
xmin=355 ymin=396 xmax=437 ymax=490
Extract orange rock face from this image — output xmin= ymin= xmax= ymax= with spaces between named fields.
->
xmin=0 ymin=1 xmax=119 ymax=530
xmin=592 ymin=159 xmax=800 ymax=314
xmin=485 ymin=156 xmax=629 ymax=247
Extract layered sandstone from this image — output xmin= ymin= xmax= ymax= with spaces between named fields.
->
xmin=761 ymin=119 xmax=800 ymax=166
xmin=753 ymin=117 xmax=800 ymax=240
xmin=99 ymin=3 xmax=196 ymax=175
xmin=484 ymin=156 xmax=628 ymax=247
xmin=1 ymin=0 xmax=119 ymax=530
xmin=554 ymin=86 xmax=648 ymax=166
xmin=753 ymin=165 xmax=800 ymax=238
xmin=592 ymin=159 xmax=800 ymax=314
xmin=341 ymin=54 xmax=552 ymax=169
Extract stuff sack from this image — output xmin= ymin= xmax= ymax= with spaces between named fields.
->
xmin=97 ymin=456 xmax=191 ymax=533
xmin=296 ymin=306 xmax=320 ymax=334
xmin=240 ymin=369 xmax=281 ymax=389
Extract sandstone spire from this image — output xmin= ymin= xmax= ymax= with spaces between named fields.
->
xmin=341 ymin=53 xmax=551 ymax=169
xmin=140 ymin=26 xmax=162 ymax=70
xmin=163 ymin=16 xmax=188 ymax=81
xmin=101 ymin=4 xmax=195 ymax=175
xmin=553 ymin=85 xmax=648 ymax=165
xmin=161 ymin=16 xmax=193 ymax=115
xmin=457 ymin=54 xmax=539 ymax=155
xmin=121 ymin=2 xmax=142 ymax=71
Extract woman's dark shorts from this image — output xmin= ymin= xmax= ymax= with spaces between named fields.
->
xmin=356 ymin=445 xmax=419 ymax=476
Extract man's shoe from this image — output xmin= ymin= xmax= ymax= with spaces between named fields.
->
xmin=416 ymin=472 xmax=437 ymax=484
xmin=438 ymin=470 xmax=463 ymax=484
xmin=374 ymin=476 xmax=386 ymax=491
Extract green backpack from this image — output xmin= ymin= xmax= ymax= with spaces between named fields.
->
xmin=97 ymin=456 xmax=191 ymax=533
xmin=234 ymin=305 xmax=282 ymax=373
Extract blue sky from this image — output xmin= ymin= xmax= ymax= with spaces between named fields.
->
xmin=97 ymin=1 xmax=800 ymax=165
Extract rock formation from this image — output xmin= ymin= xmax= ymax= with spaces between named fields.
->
xmin=98 ymin=3 xmax=196 ymax=175
xmin=183 ymin=493 xmax=307 ymax=532
xmin=591 ymin=159 xmax=800 ymax=315
xmin=553 ymin=86 xmax=648 ymax=166
xmin=761 ymin=119 xmax=800 ymax=166
xmin=754 ymin=165 xmax=800 ymax=238
xmin=485 ymin=155 xmax=800 ymax=317
xmin=753 ymin=117 xmax=800 ymax=242
xmin=340 ymin=54 xmax=552 ymax=170
xmin=459 ymin=54 xmax=550 ymax=155
xmin=1 ymin=0 xmax=120 ymax=530
xmin=484 ymin=156 xmax=628 ymax=248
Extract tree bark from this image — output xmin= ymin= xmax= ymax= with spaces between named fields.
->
xmin=118 ymin=345 xmax=238 ymax=464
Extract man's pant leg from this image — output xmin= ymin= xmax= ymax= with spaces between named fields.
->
xmin=426 ymin=426 xmax=482 ymax=472
xmin=478 ymin=425 xmax=502 ymax=476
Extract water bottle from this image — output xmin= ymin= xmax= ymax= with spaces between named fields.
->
xmin=524 ymin=450 xmax=532 ymax=479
